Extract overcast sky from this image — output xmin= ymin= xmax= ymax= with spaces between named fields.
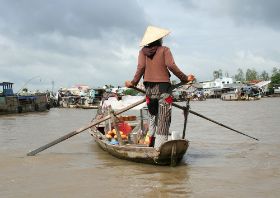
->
xmin=0 ymin=0 xmax=279 ymax=92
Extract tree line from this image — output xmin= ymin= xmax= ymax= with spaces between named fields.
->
xmin=212 ymin=67 xmax=280 ymax=85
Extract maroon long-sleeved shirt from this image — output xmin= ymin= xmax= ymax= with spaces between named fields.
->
xmin=131 ymin=46 xmax=188 ymax=86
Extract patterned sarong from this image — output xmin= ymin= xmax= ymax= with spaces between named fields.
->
xmin=145 ymin=83 xmax=173 ymax=149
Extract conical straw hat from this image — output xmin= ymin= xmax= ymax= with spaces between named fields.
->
xmin=140 ymin=26 xmax=171 ymax=47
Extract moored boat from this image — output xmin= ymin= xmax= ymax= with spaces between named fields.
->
xmin=221 ymin=85 xmax=262 ymax=101
xmin=0 ymin=82 xmax=50 ymax=115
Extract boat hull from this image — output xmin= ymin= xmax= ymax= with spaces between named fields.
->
xmin=90 ymin=131 xmax=189 ymax=166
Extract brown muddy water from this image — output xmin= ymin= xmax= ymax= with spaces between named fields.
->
xmin=0 ymin=98 xmax=279 ymax=198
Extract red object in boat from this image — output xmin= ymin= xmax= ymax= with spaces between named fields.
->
xmin=118 ymin=122 xmax=132 ymax=135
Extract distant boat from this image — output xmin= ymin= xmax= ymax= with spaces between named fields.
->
xmin=0 ymin=82 xmax=50 ymax=115
xmin=57 ymin=88 xmax=105 ymax=109
xmin=221 ymin=85 xmax=261 ymax=101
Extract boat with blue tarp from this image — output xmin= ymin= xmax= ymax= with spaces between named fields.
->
xmin=0 ymin=82 xmax=50 ymax=115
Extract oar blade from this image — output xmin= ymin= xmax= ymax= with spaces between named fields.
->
xmin=27 ymin=131 xmax=78 ymax=156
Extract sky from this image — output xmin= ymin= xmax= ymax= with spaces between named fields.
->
xmin=0 ymin=0 xmax=279 ymax=92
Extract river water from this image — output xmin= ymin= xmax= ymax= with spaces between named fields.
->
xmin=0 ymin=98 xmax=279 ymax=198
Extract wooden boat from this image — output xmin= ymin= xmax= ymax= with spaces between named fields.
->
xmin=27 ymin=83 xmax=259 ymax=160
xmin=89 ymin=99 xmax=190 ymax=166
xmin=90 ymin=131 xmax=188 ymax=166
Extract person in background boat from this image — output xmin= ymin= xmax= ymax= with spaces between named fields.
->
xmin=125 ymin=26 xmax=195 ymax=149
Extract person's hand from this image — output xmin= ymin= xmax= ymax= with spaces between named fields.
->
xmin=187 ymin=74 xmax=195 ymax=82
xmin=125 ymin=80 xmax=133 ymax=88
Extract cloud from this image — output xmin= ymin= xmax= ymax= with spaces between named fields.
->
xmin=0 ymin=0 xmax=147 ymax=38
xmin=178 ymin=0 xmax=280 ymax=30
xmin=0 ymin=0 xmax=148 ymax=91
xmin=0 ymin=31 xmax=140 ymax=90
xmin=233 ymin=50 xmax=278 ymax=71
xmin=226 ymin=0 xmax=280 ymax=29
xmin=146 ymin=0 xmax=280 ymax=80
xmin=0 ymin=0 xmax=279 ymax=92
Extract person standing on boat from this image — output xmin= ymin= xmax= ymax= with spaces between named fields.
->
xmin=125 ymin=26 xmax=195 ymax=149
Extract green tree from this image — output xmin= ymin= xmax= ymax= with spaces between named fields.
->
xmin=271 ymin=73 xmax=280 ymax=84
xmin=245 ymin=68 xmax=258 ymax=81
xmin=213 ymin=70 xmax=219 ymax=79
xmin=219 ymin=69 xmax=223 ymax=78
xmin=272 ymin=67 xmax=280 ymax=76
xmin=268 ymin=67 xmax=280 ymax=93
xmin=271 ymin=67 xmax=280 ymax=84
xmin=213 ymin=69 xmax=223 ymax=80
xmin=259 ymin=70 xmax=270 ymax=81
xmin=234 ymin=68 xmax=245 ymax=82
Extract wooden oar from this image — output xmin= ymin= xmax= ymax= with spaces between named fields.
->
xmin=27 ymin=98 xmax=146 ymax=156
xmin=132 ymin=86 xmax=259 ymax=141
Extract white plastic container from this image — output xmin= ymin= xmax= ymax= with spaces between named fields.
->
xmin=171 ymin=131 xmax=181 ymax=140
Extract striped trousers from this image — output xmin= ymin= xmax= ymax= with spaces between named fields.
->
xmin=145 ymin=84 xmax=172 ymax=149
